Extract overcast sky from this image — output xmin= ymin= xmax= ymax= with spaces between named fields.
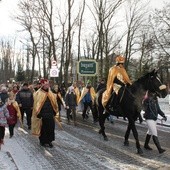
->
xmin=0 ymin=0 xmax=169 ymax=38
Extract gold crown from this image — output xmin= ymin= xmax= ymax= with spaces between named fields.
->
xmin=115 ymin=55 xmax=125 ymax=64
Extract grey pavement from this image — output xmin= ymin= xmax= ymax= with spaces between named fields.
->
xmin=0 ymin=95 xmax=169 ymax=170
xmin=157 ymin=95 xmax=170 ymax=127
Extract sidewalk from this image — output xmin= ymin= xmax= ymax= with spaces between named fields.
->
xmin=157 ymin=95 xmax=170 ymax=127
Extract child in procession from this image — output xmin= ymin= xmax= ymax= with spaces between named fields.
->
xmin=6 ymin=92 xmax=22 ymax=138
xmin=0 ymin=98 xmax=9 ymax=150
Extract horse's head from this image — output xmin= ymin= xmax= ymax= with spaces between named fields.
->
xmin=138 ymin=69 xmax=168 ymax=98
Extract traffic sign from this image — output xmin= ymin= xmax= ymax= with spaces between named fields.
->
xmin=77 ymin=60 xmax=98 ymax=76
xmin=51 ymin=60 xmax=57 ymax=66
xmin=50 ymin=68 xmax=59 ymax=77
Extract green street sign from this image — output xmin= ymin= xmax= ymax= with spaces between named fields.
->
xmin=77 ymin=60 xmax=98 ymax=76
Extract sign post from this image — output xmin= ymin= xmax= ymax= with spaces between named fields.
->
xmin=50 ymin=60 xmax=59 ymax=77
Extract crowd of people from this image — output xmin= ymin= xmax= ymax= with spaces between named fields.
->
xmin=0 ymin=77 xmax=101 ymax=149
xmin=0 ymin=55 xmax=168 ymax=154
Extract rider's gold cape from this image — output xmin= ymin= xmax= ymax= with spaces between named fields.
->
xmin=102 ymin=65 xmax=131 ymax=107
xmin=31 ymin=88 xmax=62 ymax=136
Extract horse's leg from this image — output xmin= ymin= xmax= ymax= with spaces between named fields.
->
xmin=124 ymin=124 xmax=131 ymax=146
xmin=99 ymin=111 xmax=109 ymax=141
xmin=98 ymin=104 xmax=108 ymax=140
xmin=128 ymin=118 xmax=143 ymax=155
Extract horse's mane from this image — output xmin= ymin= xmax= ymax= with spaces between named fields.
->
xmin=131 ymin=70 xmax=155 ymax=89
xmin=134 ymin=72 xmax=150 ymax=84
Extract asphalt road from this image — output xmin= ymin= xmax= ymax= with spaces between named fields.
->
xmin=1 ymin=109 xmax=170 ymax=170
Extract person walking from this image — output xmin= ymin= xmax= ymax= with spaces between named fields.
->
xmin=6 ymin=92 xmax=22 ymax=138
xmin=78 ymin=80 xmax=98 ymax=123
xmin=0 ymin=86 xmax=9 ymax=104
xmin=96 ymin=79 xmax=106 ymax=92
xmin=143 ymin=91 xmax=167 ymax=154
xmin=65 ymin=86 xmax=77 ymax=126
xmin=0 ymin=98 xmax=9 ymax=150
xmin=16 ymin=83 xmax=34 ymax=130
xmin=52 ymin=84 xmax=65 ymax=122
xmin=34 ymin=82 xmax=41 ymax=92
xmin=11 ymin=85 xmax=19 ymax=99
xmin=31 ymin=79 xmax=62 ymax=148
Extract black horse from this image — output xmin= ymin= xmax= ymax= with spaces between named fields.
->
xmin=96 ymin=70 xmax=167 ymax=154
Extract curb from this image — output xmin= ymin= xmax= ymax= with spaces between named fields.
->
xmin=157 ymin=123 xmax=170 ymax=128
xmin=6 ymin=151 xmax=19 ymax=170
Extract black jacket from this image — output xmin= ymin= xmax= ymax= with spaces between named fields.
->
xmin=96 ymin=83 xmax=106 ymax=92
xmin=0 ymin=92 xmax=8 ymax=104
xmin=16 ymin=89 xmax=33 ymax=108
xmin=143 ymin=97 xmax=165 ymax=121
xmin=65 ymin=92 xmax=77 ymax=109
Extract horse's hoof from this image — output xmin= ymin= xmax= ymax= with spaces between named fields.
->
xmin=137 ymin=148 xmax=143 ymax=155
xmin=124 ymin=140 xmax=129 ymax=146
xmin=98 ymin=129 xmax=102 ymax=134
xmin=104 ymin=136 xmax=108 ymax=141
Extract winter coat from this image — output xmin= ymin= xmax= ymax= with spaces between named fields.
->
xmin=7 ymin=104 xmax=17 ymax=125
xmin=0 ymin=92 xmax=8 ymax=104
xmin=16 ymin=89 xmax=34 ymax=108
xmin=65 ymin=92 xmax=77 ymax=109
xmin=6 ymin=101 xmax=21 ymax=125
xmin=0 ymin=104 xmax=9 ymax=127
xmin=143 ymin=97 xmax=165 ymax=121
xmin=96 ymin=83 xmax=106 ymax=92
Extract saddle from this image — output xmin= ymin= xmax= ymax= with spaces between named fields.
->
xmin=104 ymin=77 xmax=126 ymax=115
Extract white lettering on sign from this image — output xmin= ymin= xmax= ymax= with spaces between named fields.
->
xmin=81 ymin=70 xmax=94 ymax=73
xmin=80 ymin=63 xmax=94 ymax=68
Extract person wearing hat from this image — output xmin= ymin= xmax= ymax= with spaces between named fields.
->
xmin=102 ymin=55 xmax=132 ymax=111
xmin=31 ymin=79 xmax=62 ymax=148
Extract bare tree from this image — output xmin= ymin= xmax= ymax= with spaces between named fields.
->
xmin=151 ymin=2 xmax=170 ymax=83
xmin=15 ymin=0 xmax=42 ymax=82
xmin=77 ymin=0 xmax=86 ymax=81
xmin=0 ymin=39 xmax=16 ymax=83
xmin=86 ymin=0 xmax=123 ymax=78
xmin=124 ymin=0 xmax=149 ymax=70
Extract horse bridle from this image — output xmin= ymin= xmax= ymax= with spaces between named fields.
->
xmin=119 ymin=74 xmax=165 ymax=103
xmin=146 ymin=74 xmax=166 ymax=97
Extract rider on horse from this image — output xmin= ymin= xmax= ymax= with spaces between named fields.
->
xmin=102 ymin=55 xmax=132 ymax=112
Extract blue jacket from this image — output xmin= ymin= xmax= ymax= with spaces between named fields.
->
xmin=83 ymin=92 xmax=92 ymax=103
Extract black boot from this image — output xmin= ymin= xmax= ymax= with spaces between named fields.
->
xmin=152 ymin=135 xmax=166 ymax=154
xmin=144 ymin=134 xmax=152 ymax=150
